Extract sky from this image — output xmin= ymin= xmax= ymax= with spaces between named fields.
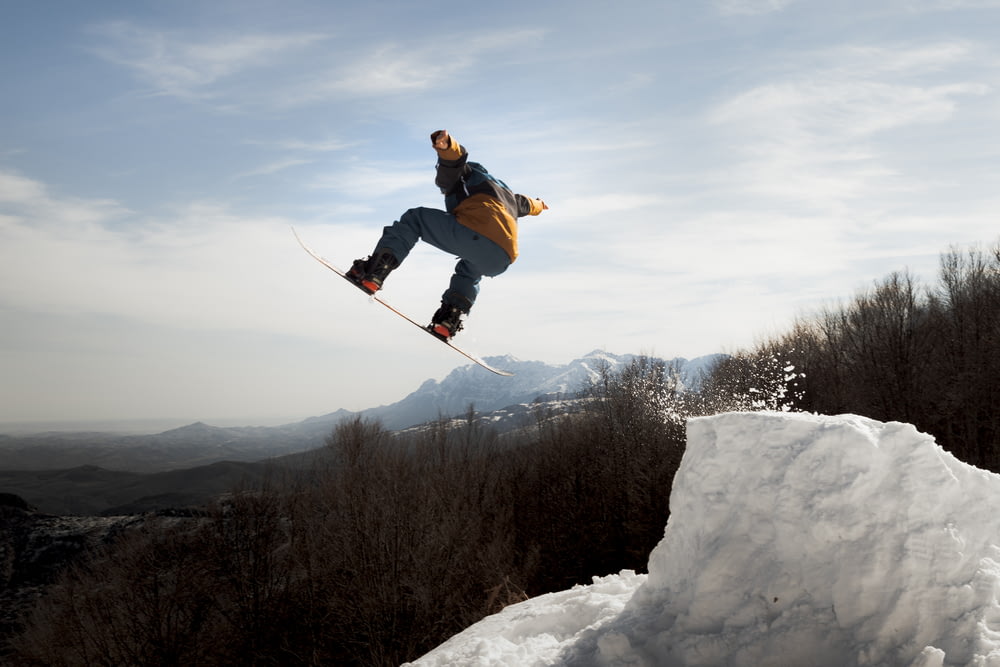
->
xmin=2 ymin=0 xmax=999 ymax=427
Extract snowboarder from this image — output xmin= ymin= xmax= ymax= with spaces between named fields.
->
xmin=347 ymin=129 xmax=548 ymax=340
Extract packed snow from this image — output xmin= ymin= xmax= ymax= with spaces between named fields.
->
xmin=407 ymin=411 xmax=1000 ymax=667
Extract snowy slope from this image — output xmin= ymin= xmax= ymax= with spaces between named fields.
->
xmin=408 ymin=412 xmax=1000 ymax=667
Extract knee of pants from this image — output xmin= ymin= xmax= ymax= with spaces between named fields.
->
xmin=459 ymin=254 xmax=511 ymax=280
xmin=375 ymin=207 xmax=436 ymax=261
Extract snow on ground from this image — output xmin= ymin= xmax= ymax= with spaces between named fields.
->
xmin=408 ymin=411 xmax=1000 ymax=667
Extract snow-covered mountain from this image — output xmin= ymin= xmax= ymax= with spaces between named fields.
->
xmin=338 ymin=350 xmax=726 ymax=431
xmin=409 ymin=411 xmax=1000 ymax=666
xmin=0 ymin=351 xmax=724 ymax=473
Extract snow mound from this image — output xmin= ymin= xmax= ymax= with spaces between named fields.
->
xmin=409 ymin=412 xmax=1000 ymax=667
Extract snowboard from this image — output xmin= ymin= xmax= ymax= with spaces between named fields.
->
xmin=292 ymin=227 xmax=514 ymax=377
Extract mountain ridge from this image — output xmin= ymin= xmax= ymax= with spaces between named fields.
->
xmin=0 ymin=351 xmax=725 ymax=474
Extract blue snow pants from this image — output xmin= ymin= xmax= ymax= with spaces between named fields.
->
xmin=373 ymin=206 xmax=512 ymax=311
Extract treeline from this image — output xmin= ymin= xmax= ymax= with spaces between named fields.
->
xmin=710 ymin=240 xmax=1000 ymax=471
xmin=8 ymin=358 xmax=752 ymax=666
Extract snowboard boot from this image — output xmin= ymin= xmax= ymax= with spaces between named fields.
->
xmin=346 ymin=249 xmax=399 ymax=294
xmin=429 ymin=298 xmax=470 ymax=340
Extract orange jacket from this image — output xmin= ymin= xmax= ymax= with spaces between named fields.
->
xmin=434 ymin=135 xmax=544 ymax=261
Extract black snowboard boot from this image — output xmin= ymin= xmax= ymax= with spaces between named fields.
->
xmin=347 ymin=249 xmax=399 ymax=294
xmin=429 ymin=296 xmax=471 ymax=340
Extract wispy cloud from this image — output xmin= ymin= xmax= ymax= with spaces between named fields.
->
xmin=246 ymin=138 xmax=356 ymax=153
xmin=715 ymin=0 xmax=798 ymax=16
xmin=88 ymin=21 xmax=328 ymax=102
xmin=236 ymin=137 xmax=359 ymax=180
xmin=234 ymin=158 xmax=316 ymax=179
xmin=901 ymin=0 xmax=1000 ymax=10
xmin=555 ymin=193 xmax=668 ymax=221
xmin=0 ymin=170 xmax=47 ymax=203
xmin=0 ymin=170 xmax=131 ymax=229
xmin=706 ymin=41 xmax=989 ymax=209
xmin=711 ymin=42 xmax=985 ymax=131
xmin=0 ymin=170 xmax=328 ymax=337
xmin=837 ymin=42 xmax=975 ymax=73
xmin=279 ymin=28 xmax=546 ymax=106
xmin=88 ymin=20 xmax=545 ymax=110
xmin=307 ymin=163 xmax=430 ymax=196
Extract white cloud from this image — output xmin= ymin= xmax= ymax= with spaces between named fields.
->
xmin=704 ymin=42 xmax=990 ymax=210
xmin=234 ymin=158 xmax=316 ymax=179
xmin=0 ymin=171 xmax=341 ymax=339
xmin=89 ymin=20 xmax=546 ymax=110
xmin=837 ymin=42 xmax=975 ymax=73
xmin=236 ymin=137 xmax=359 ymax=180
xmin=281 ymin=28 xmax=546 ymax=105
xmin=716 ymin=0 xmax=798 ymax=16
xmin=89 ymin=21 xmax=328 ymax=101
xmin=901 ymin=0 xmax=1000 ymax=10
xmin=307 ymin=163 xmax=431 ymax=197
xmin=319 ymin=46 xmax=458 ymax=96
xmin=247 ymin=138 xmax=356 ymax=153
xmin=0 ymin=170 xmax=131 ymax=229
xmin=555 ymin=193 xmax=668 ymax=220
xmin=710 ymin=77 xmax=984 ymax=140
xmin=0 ymin=169 xmax=454 ymax=420
xmin=0 ymin=170 xmax=49 ymax=203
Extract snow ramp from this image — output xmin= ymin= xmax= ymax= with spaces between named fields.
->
xmin=409 ymin=411 xmax=1000 ymax=667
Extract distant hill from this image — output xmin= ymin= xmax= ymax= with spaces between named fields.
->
xmin=0 ymin=417 xmax=347 ymax=473
xmin=0 ymin=351 xmax=725 ymax=514
xmin=0 ymin=351 xmax=722 ymax=474
xmin=0 ymin=461 xmax=269 ymax=516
